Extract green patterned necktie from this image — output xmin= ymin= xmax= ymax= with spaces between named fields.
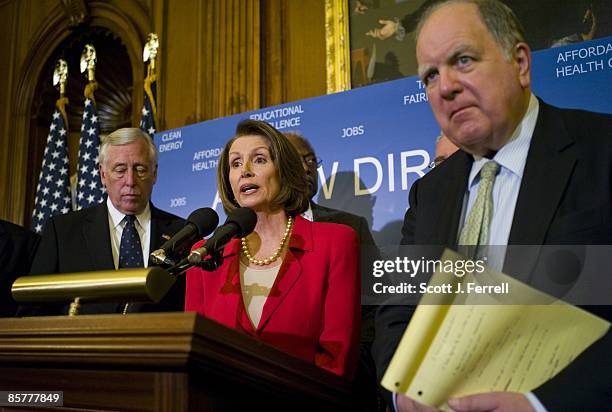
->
xmin=459 ymin=161 xmax=500 ymax=246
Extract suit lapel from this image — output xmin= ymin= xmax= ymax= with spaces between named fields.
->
xmin=311 ymin=202 xmax=327 ymax=220
xmin=218 ymin=241 xmax=260 ymax=335
xmin=149 ymin=205 xmax=171 ymax=266
xmin=150 ymin=207 xmax=162 ymax=251
xmin=429 ymin=151 xmax=472 ymax=247
xmin=256 ymin=248 xmax=303 ymax=332
xmin=505 ymin=102 xmax=576 ymax=278
xmin=213 ymin=241 xmax=248 ymax=333
xmin=256 ymin=216 xmax=310 ymax=332
xmin=508 ymin=102 xmax=576 ymax=245
xmin=82 ymin=203 xmax=114 ymax=270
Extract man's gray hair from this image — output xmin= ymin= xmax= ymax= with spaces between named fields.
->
xmin=416 ymin=0 xmax=527 ymax=60
xmin=99 ymin=127 xmax=158 ymax=166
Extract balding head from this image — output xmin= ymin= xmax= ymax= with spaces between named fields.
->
xmin=286 ymin=132 xmax=319 ymax=199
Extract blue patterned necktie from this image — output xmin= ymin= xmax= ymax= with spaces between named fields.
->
xmin=119 ymin=215 xmax=144 ymax=269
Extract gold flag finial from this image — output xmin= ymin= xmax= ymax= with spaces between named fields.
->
xmin=143 ymin=33 xmax=159 ymax=73
xmin=80 ymin=44 xmax=97 ymax=82
xmin=53 ymin=59 xmax=68 ymax=96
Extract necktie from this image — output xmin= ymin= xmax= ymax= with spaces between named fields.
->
xmin=118 ymin=215 xmax=144 ymax=314
xmin=119 ymin=215 xmax=144 ymax=269
xmin=459 ymin=161 xmax=500 ymax=247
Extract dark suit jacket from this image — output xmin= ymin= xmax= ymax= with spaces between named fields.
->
xmin=0 ymin=220 xmax=40 ymax=317
xmin=311 ymin=203 xmax=384 ymax=408
xmin=311 ymin=202 xmax=377 ymax=248
xmin=27 ymin=202 xmax=186 ymax=314
xmin=373 ymin=101 xmax=612 ymax=409
xmin=185 ymin=215 xmax=361 ymax=379
xmin=312 ymin=202 xmax=381 ymax=339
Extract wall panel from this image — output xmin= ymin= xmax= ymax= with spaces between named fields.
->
xmin=161 ymin=0 xmax=201 ymax=128
xmin=284 ymin=0 xmax=326 ymax=102
xmin=0 ymin=1 xmax=19 ymax=220
xmin=262 ymin=0 xmax=326 ymax=106
xmin=0 ymin=0 xmax=328 ymax=223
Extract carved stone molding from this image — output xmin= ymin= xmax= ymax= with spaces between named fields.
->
xmin=59 ymin=0 xmax=88 ymax=27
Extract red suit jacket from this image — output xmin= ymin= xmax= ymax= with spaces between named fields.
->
xmin=185 ymin=215 xmax=361 ymax=379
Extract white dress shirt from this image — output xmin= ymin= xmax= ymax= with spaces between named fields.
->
xmin=301 ymin=202 xmax=314 ymax=222
xmin=458 ymin=94 xmax=539 ymax=270
xmin=394 ymin=95 xmax=548 ymax=412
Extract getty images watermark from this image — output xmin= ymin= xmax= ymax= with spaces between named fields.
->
xmin=362 ymin=245 xmax=612 ymax=306
xmin=369 ymin=254 xmax=509 ymax=296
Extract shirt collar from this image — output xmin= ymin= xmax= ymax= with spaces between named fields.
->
xmin=468 ymin=93 xmax=539 ymax=188
xmin=106 ymin=197 xmax=151 ymax=229
xmin=301 ymin=202 xmax=314 ymax=222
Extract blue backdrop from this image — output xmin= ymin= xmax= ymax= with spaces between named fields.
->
xmin=153 ymin=37 xmax=612 ymax=246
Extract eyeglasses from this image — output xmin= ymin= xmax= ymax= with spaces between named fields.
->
xmin=428 ymin=156 xmax=446 ymax=169
xmin=302 ymin=155 xmax=322 ymax=167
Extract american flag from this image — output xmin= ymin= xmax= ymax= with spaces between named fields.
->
xmin=31 ymin=99 xmax=72 ymax=233
xmin=139 ymin=73 xmax=157 ymax=137
xmin=76 ymin=95 xmax=105 ymax=209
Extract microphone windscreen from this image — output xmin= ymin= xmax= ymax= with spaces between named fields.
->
xmin=187 ymin=208 xmax=219 ymax=237
xmin=226 ymin=207 xmax=257 ymax=237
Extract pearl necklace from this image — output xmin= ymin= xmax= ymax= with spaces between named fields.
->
xmin=241 ymin=216 xmax=293 ymax=266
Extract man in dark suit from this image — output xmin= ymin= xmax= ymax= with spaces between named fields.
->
xmin=0 ymin=220 xmax=40 ymax=316
xmin=373 ymin=1 xmax=612 ymax=411
xmin=287 ymin=132 xmax=384 ymax=409
xmin=287 ymin=131 xmax=382 ymax=337
xmin=29 ymin=128 xmax=185 ymax=314
xmin=285 ymin=133 xmax=378 ymax=251
xmin=430 ymin=133 xmax=458 ymax=169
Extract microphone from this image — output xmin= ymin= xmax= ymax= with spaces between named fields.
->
xmin=150 ymin=207 xmax=219 ymax=265
xmin=187 ymin=207 xmax=257 ymax=265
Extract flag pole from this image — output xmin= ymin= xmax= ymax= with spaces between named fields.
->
xmin=75 ymin=44 xmax=105 ymax=210
xmin=31 ymin=59 xmax=72 ymax=233
xmin=140 ymin=33 xmax=159 ymax=137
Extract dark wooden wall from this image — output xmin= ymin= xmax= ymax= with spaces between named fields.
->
xmin=0 ymin=0 xmax=327 ymax=224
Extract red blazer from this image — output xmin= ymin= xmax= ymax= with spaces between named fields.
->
xmin=185 ymin=215 xmax=361 ymax=379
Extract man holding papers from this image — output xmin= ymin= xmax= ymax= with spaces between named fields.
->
xmin=372 ymin=0 xmax=612 ymax=411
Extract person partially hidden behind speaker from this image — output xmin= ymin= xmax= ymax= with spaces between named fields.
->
xmin=286 ymin=131 xmax=383 ymax=407
xmin=185 ymin=119 xmax=361 ymax=379
xmin=25 ymin=128 xmax=185 ymax=315
xmin=286 ymin=132 xmax=380 ymax=331
xmin=0 ymin=220 xmax=40 ymax=316
xmin=373 ymin=0 xmax=612 ymax=411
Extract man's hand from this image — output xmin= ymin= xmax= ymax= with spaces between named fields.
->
xmin=396 ymin=394 xmax=437 ymax=412
xmin=448 ymin=392 xmax=535 ymax=412
xmin=365 ymin=19 xmax=399 ymax=40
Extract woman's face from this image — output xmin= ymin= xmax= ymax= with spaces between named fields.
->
xmin=228 ymin=135 xmax=280 ymax=212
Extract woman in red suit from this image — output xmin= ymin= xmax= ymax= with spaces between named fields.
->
xmin=185 ymin=119 xmax=361 ymax=379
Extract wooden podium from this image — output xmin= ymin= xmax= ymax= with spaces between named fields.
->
xmin=0 ymin=313 xmax=362 ymax=411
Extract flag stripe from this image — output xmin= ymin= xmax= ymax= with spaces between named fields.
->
xmin=76 ymin=89 xmax=105 ymax=209
xmin=31 ymin=99 xmax=72 ymax=233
